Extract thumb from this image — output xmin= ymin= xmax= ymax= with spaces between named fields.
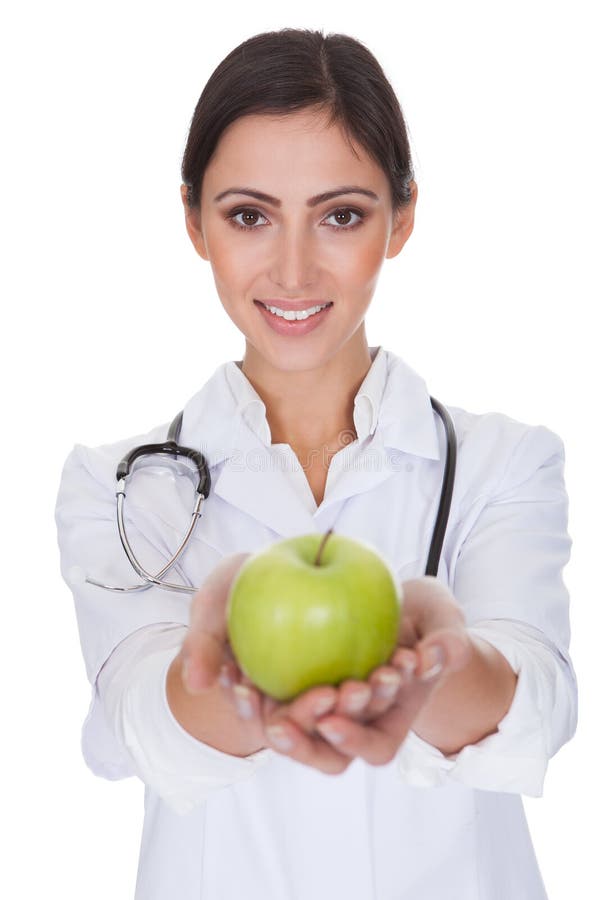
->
xmin=416 ymin=626 xmax=474 ymax=681
xmin=399 ymin=577 xmax=473 ymax=679
xmin=181 ymin=552 xmax=251 ymax=693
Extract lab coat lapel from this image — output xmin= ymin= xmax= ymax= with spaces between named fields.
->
xmin=375 ymin=353 xmax=444 ymax=462
xmin=313 ymin=355 xmax=443 ymax=516
xmin=180 ymin=370 xmax=317 ymax=537
xmin=209 ymin=417 xmax=318 ymax=536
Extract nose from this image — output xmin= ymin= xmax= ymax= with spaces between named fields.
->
xmin=270 ymin=223 xmax=317 ymax=292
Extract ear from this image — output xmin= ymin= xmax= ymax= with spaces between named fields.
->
xmin=386 ymin=180 xmax=418 ymax=259
xmin=180 ymin=183 xmax=209 ymax=260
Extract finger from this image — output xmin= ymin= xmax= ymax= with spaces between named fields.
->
xmin=335 ymin=679 xmax=373 ymax=719
xmin=391 ymin=646 xmax=419 ymax=676
xmin=267 ymin=683 xmax=339 ymax=734
xmin=263 ymin=715 xmax=352 ymax=775
xmin=363 ymin=666 xmax=404 ymax=719
xmin=216 ymin=638 xmax=273 ymax=716
xmin=355 ymin=650 xmax=418 ymax=721
xmin=315 ymin=670 xmax=443 ymax=765
xmin=217 ymin=649 xmax=249 ymax=697
xmin=231 ymin=682 xmax=263 ymax=721
xmin=258 ymin=683 xmax=351 ymax=774
xmin=230 ymin=671 xmax=276 ymax=722
xmin=335 ymin=669 xmax=404 ymax=722
xmin=181 ymin=552 xmax=251 ymax=692
xmin=397 ymin=578 xmax=472 ymax=675
xmin=227 ymin=672 xmax=337 ymax=735
xmin=414 ymin=629 xmax=473 ymax=680
xmin=399 ymin=577 xmax=466 ymax=639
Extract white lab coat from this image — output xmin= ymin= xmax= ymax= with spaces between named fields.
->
xmin=55 ymin=345 xmax=577 ymax=899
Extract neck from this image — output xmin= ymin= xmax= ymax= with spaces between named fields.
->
xmin=237 ymin=330 xmax=377 ymax=450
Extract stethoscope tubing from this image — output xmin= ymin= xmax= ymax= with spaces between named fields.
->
xmin=425 ymin=397 xmax=457 ymax=577
xmin=85 ymin=397 xmax=456 ymax=593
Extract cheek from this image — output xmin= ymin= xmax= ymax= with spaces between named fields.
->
xmin=346 ymin=242 xmax=386 ymax=280
xmin=329 ymin=231 xmax=388 ymax=294
xmin=208 ymin=239 xmax=258 ymax=292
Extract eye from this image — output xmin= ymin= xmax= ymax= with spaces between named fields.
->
xmin=224 ymin=205 xmax=366 ymax=232
xmin=225 ymin=207 xmax=269 ymax=231
xmin=323 ymin=207 xmax=366 ymax=231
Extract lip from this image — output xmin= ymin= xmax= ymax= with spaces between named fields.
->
xmin=254 ymin=299 xmax=333 ymax=337
xmin=256 ymin=299 xmax=333 ymax=311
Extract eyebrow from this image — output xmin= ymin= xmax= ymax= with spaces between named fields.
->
xmin=213 ymin=185 xmax=379 ymax=207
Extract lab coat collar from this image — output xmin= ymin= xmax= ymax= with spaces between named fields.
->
xmin=180 ymin=346 xmax=440 ymax=466
xmin=376 ymin=353 xmax=442 ymax=462
xmin=178 ymin=348 xmax=441 ymax=535
xmin=224 ymin=344 xmax=389 ymax=446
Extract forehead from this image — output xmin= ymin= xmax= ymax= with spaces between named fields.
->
xmin=203 ymin=109 xmax=388 ymax=196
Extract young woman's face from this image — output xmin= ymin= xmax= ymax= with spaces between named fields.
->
xmin=182 ymin=107 xmax=416 ymax=371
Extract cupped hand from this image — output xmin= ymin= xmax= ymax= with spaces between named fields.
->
xmin=231 ymin=576 xmax=473 ymax=772
xmin=182 ymin=560 xmax=473 ymax=775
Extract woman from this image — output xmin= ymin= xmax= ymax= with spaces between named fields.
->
xmin=55 ymin=27 xmax=577 ymax=900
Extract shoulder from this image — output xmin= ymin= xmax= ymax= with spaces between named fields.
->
xmin=444 ymin=403 xmax=567 ymax=512
xmin=56 ymin=419 xmax=172 ymax=501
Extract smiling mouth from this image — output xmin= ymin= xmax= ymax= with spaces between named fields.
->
xmin=254 ymin=300 xmax=334 ymax=321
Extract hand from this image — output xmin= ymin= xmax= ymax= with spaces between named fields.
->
xmin=180 ymin=552 xmax=409 ymax=768
xmin=182 ymin=562 xmax=473 ymax=774
xmin=226 ymin=577 xmax=474 ymax=773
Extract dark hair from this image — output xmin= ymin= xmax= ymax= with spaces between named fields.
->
xmin=181 ymin=28 xmax=414 ymax=212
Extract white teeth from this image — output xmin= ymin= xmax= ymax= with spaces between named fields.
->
xmin=263 ymin=303 xmax=330 ymax=320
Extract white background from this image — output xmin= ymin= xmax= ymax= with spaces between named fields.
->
xmin=2 ymin=1 xmax=597 ymax=897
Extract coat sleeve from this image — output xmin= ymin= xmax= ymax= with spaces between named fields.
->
xmin=395 ymin=421 xmax=577 ymax=795
xmin=54 ymin=442 xmax=274 ymax=799
xmin=95 ymin=622 xmax=273 ymax=814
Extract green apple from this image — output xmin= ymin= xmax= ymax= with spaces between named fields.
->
xmin=226 ymin=529 xmax=402 ymax=702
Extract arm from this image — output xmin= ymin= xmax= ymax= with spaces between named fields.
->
xmin=394 ymin=422 xmax=577 ymax=795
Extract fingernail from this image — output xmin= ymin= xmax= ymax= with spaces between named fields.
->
xmin=374 ymin=671 xmax=402 ymax=699
xmin=399 ymin=658 xmax=416 ymax=682
xmin=218 ymin=665 xmax=233 ymax=689
xmin=182 ymin=656 xmax=204 ymax=692
xmin=314 ymin=695 xmax=336 ymax=717
xmin=266 ymin=725 xmax=295 ymax=751
xmin=419 ymin=645 xmax=446 ymax=681
xmin=345 ymin=687 xmax=371 ymax=713
xmin=233 ymin=684 xmax=254 ymax=719
xmin=316 ymin=722 xmax=345 ymax=744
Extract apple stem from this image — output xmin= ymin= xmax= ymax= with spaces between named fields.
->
xmin=315 ymin=528 xmax=334 ymax=566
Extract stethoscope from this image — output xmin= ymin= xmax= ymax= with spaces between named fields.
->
xmin=85 ymin=398 xmax=456 ymax=593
